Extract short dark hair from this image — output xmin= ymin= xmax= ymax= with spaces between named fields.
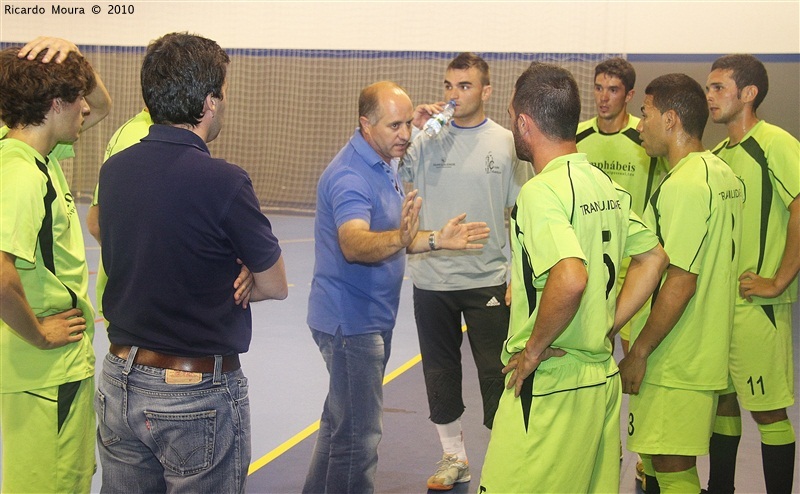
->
xmin=0 ymin=47 xmax=96 ymax=128
xmin=141 ymin=33 xmax=230 ymax=126
xmin=595 ymin=57 xmax=636 ymax=93
xmin=711 ymin=54 xmax=769 ymax=110
xmin=447 ymin=52 xmax=490 ymax=86
xmin=645 ymin=73 xmax=708 ymax=140
xmin=512 ymin=62 xmax=581 ymax=141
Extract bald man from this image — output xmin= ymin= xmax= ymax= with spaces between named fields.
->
xmin=304 ymin=81 xmax=490 ymax=493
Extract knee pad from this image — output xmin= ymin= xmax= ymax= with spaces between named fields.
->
xmin=713 ymin=414 xmax=742 ymax=436
xmin=757 ymin=420 xmax=795 ymax=446
xmin=656 ymin=466 xmax=700 ymax=493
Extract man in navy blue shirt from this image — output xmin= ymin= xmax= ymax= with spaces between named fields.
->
xmin=304 ymin=81 xmax=490 ymax=493
xmin=97 ymin=32 xmax=287 ymax=494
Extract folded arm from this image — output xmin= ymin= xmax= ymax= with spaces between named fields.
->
xmin=249 ymin=256 xmax=288 ymax=302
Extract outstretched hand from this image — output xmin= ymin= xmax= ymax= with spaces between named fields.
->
xmin=18 ymin=36 xmax=80 ymax=63
xmin=436 ymin=213 xmax=490 ymax=250
xmin=399 ymin=190 xmax=422 ymax=248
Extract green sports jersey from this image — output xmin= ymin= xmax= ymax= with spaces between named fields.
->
xmin=577 ymin=115 xmax=668 ymax=217
xmin=92 ymin=109 xmax=153 ymax=205
xmin=712 ymin=120 xmax=799 ymax=306
xmin=633 ymin=151 xmax=743 ymax=390
xmin=0 ymin=127 xmax=95 ymax=393
xmin=505 ymin=153 xmax=658 ymax=371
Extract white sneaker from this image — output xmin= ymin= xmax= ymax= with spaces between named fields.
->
xmin=427 ymin=453 xmax=470 ymax=491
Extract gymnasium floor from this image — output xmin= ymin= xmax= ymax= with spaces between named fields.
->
xmin=4 ymin=204 xmax=799 ymax=493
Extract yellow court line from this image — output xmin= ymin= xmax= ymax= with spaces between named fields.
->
xmin=248 ymin=325 xmax=467 ymax=475
xmin=382 ymin=353 xmax=422 ymax=385
xmin=248 ymin=419 xmax=321 ymax=475
xmin=248 ymin=352 xmax=423 ymax=475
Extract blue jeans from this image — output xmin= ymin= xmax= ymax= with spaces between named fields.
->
xmin=95 ymin=349 xmax=251 ymax=494
xmin=303 ymin=328 xmax=392 ymax=494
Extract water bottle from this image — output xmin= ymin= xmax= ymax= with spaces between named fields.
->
xmin=423 ymin=100 xmax=456 ymax=137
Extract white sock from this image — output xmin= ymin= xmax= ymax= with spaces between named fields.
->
xmin=435 ymin=419 xmax=467 ymax=462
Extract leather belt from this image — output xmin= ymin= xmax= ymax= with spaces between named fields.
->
xmin=109 ymin=344 xmax=240 ymax=373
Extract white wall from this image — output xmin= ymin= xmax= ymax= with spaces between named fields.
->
xmin=1 ymin=1 xmax=798 ymax=53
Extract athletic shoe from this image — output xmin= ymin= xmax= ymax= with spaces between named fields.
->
xmin=427 ymin=453 xmax=471 ymax=491
xmin=636 ymin=458 xmax=646 ymax=491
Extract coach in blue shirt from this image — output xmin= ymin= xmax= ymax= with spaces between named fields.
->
xmin=304 ymin=81 xmax=489 ymax=493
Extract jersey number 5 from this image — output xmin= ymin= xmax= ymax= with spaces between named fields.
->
xmin=602 ymin=230 xmax=617 ymax=299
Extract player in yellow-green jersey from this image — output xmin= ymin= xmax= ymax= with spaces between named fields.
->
xmin=576 ymin=57 xmax=670 ymax=490
xmin=704 ymin=54 xmax=799 ymax=494
xmin=479 ymin=62 xmax=667 ymax=493
xmin=0 ymin=37 xmax=111 ymax=493
xmin=577 ymin=58 xmax=667 ymax=221
xmin=622 ymin=73 xmax=744 ymax=494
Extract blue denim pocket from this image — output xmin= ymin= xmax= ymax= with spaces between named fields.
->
xmin=144 ymin=409 xmax=217 ymax=475
xmin=94 ymin=389 xmax=121 ymax=447
xmin=234 ymin=377 xmax=249 ymax=403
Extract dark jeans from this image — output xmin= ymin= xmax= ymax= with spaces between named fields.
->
xmin=303 ymin=328 xmax=392 ymax=494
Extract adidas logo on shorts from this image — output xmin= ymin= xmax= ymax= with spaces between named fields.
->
xmin=486 ymin=296 xmax=501 ymax=307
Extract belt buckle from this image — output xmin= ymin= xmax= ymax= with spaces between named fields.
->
xmin=165 ymin=369 xmax=202 ymax=384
